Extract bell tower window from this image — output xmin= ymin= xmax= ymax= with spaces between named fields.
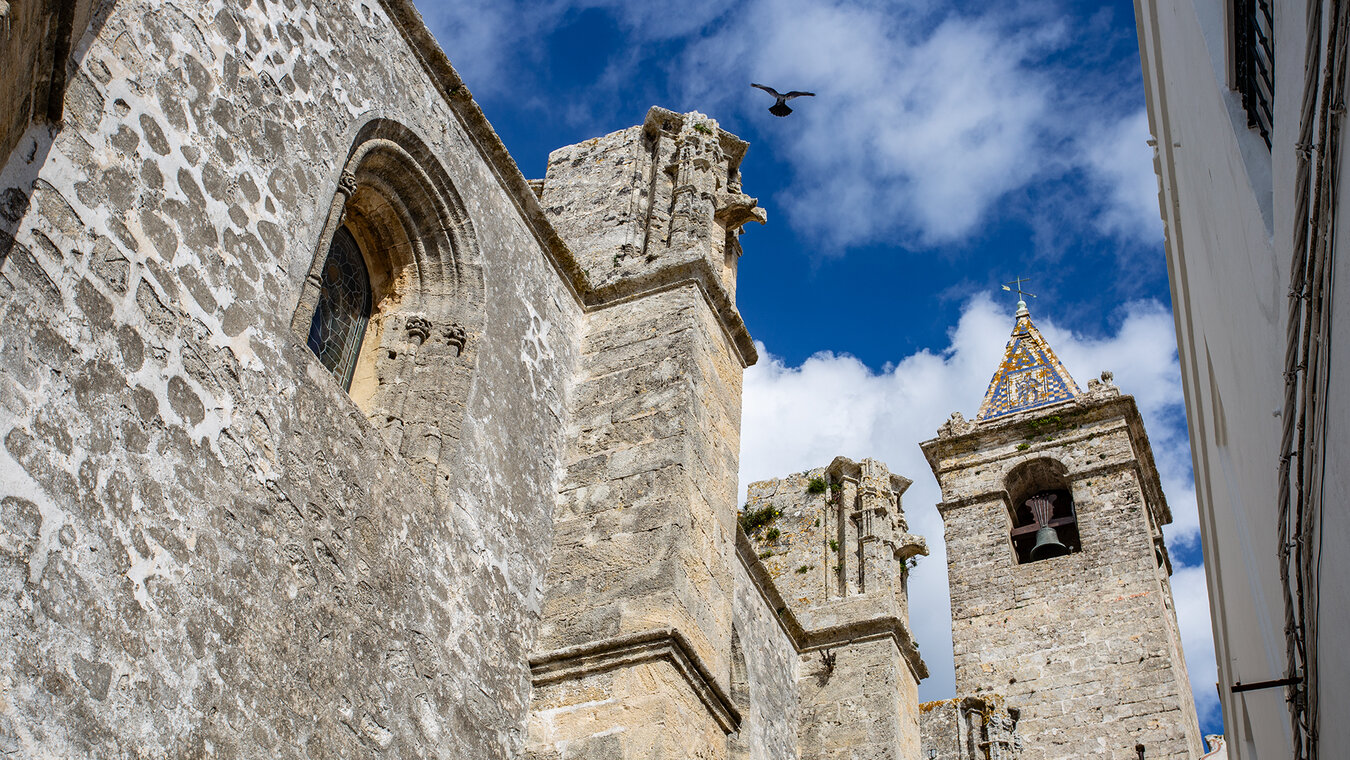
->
xmin=306 ymin=226 xmax=372 ymax=391
xmin=1004 ymin=458 xmax=1081 ymax=564
xmin=1010 ymin=488 xmax=1080 ymax=564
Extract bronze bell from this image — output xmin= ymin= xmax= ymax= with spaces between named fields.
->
xmin=1027 ymin=494 xmax=1070 ymax=561
xmin=1030 ymin=524 xmax=1070 ymax=560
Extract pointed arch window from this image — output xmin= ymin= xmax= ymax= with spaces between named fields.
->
xmin=306 ymin=226 xmax=372 ymax=391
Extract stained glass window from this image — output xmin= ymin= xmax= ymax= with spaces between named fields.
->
xmin=307 ymin=227 xmax=372 ymax=390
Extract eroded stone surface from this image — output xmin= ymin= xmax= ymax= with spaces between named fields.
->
xmin=0 ymin=2 xmax=581 ymax=757
xmin=921 ymin=391 xmax=1205 ymax=760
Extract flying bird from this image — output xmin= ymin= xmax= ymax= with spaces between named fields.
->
xmin=751 ymin=83 xmax=815 ymax=117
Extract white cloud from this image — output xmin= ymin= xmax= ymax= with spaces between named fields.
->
xmin=1080 ymin=109 xmax=1165 ymax=242
xmin=738 ymin=295 xmax=1217 ymax=723
xmin=424 ymin=0 xmax=1157 ymax=249
xmin=680 ymin=1 xmax=1067 ymax=247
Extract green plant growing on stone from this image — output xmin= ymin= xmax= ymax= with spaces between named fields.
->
xmin=759 ymin=549 xmax=774 ymax=559
xmin=693 ymin=121 xmax=714 ymax=135
xmin=828 ymin=539 xmax=839 ymax=553
xmin=796 ymin=565 xmax=810 ymax=574
xmin=765 ymin=527 xmax=781 ymax=542
xmin=1016 ymin=443 xmax=1031 ymax=451
xmin=806 ymin=477 xmax=827 ymax=494
xmin=739 ymin=504 xmax=779 ymax=533
xmin=829 ymin=481 xmax=843 ymax=494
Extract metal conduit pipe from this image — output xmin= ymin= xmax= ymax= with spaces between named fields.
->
xmin=1280 ymin=1 xmax=1344 ymax=757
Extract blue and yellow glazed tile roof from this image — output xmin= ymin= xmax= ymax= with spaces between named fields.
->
xmin=976 ymin=305 xmax=1081 ymax=421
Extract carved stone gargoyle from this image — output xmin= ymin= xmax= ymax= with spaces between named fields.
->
xmin=714 ymin=189 xmax=768 ymax=232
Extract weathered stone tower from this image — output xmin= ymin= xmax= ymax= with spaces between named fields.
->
xmin=525 ymin=108 xmax=765 ymax=760
xmin=741 ymin=457 xmax=929 ymax=760
xmin=920 ymin=300 xmax=1205 ymax=759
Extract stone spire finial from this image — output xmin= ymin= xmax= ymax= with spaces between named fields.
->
xmin=974 ymin=299 xmax=1080 ymax=421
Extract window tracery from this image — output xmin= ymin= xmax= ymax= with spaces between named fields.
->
xmin=290 ymin=119 xmax=485 ymax=487
xmin=306 ymin=226 xmax=372 ymax=390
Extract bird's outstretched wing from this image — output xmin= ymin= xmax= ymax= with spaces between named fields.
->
xmin=783 ymin=91 xmax=815 ymax=100
xmin=751 ymin=83 xmax=784 ymax=98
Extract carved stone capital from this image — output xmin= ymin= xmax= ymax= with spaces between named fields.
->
xmin=445 ymin=323 xmax=467 ymax=354
xmin=337 ymin=170 xmax=358 ymax=197
xmin=405 ymin=316 xmax=432 ymax=345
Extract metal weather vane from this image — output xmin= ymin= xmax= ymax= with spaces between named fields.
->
xmin=1001 ymin=277 xmax=1037 ymax=308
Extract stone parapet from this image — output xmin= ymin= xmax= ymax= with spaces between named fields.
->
xmin=738 ymin=457 xmax=928 ymax=760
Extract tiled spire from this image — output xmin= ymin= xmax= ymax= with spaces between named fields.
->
xmin=975 ymin=300 xmax=1080 ymax=421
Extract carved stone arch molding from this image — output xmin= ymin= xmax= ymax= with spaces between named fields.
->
xmin=291 ymin=118 xmax=485 ymax=487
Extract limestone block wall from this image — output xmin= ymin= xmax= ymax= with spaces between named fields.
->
xmin=525 ymin=109 xmax=761 ymax=760
xmin=740 ymin=459 xmax=928 ymax=760
xmin=731 ymin=557 xmax=800 ymax=760
xmin=0 ymin=1 xmax=582 ymax=757
xmin=922 ymin=395 xmax=1204 ymax=760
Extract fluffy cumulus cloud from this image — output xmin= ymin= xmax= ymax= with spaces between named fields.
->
xmin=427 ymin=0 xmax=1160 ymax=248
xmin=1079 ymin=108 xmax=1166 ymax=242
xmin=738 ymin=295 xmax=1220 ymax=726
xmin=680 ymin=1 xmax=1067 ymax=246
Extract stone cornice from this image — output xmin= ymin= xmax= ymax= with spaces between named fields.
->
xmin=528 ymin=627 xmax=741 ymax=734
xmin=920 ymin=393 xmax=1172 ymax=526
xmin=584 ymin=263 xmax=758 ymax=367
xmin=734 ymin=525 xmax=928 ymax=681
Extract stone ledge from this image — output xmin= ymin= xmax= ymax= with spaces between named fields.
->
xmin=529 ymin=627 xmax=741 ymax=734
xmin=585 ymin=266 xmax=757 ymax=367
xmin=734 ymin=525 xmax=929 ymax=682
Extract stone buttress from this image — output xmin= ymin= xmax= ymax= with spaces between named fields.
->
xmin=740 ymin=457 xmax=929 ymax=760
xmin=920 ymin=302 xmax=1205 ymax=760
xmin=525 ymin=108 xmax=765 ymax=760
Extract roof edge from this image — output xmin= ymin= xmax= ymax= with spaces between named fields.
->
xmin=378 ymin=0 xmax=590 ymax=305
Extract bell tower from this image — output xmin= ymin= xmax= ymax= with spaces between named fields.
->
xmin=920 ymin=299 xmax=1204 ymax=760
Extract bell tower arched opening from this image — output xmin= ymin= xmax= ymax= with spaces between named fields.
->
xmin=1005 ymin=457 xmax=1080 ymax=564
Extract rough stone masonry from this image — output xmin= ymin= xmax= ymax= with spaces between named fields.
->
xmin=0 ymin=2 xmax=1208 ymax=759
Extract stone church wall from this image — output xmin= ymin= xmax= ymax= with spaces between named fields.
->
xmin=0 ymin=1 xmax=582 ymax=757
xmin=732 ymin=548 xmax=802 ymax=760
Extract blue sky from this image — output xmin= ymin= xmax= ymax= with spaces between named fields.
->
xmin=416 ymin=0 xmax=1223 ymax=738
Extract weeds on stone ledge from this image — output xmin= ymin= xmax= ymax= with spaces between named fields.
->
xmin=739 ymin=504 xmax=780 ymax=533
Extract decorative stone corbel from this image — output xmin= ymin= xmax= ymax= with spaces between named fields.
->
xmin=445 ymin=323 xmax=467 ymax=356
xmin=894 ymin=533 xmax=929 ymax=561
